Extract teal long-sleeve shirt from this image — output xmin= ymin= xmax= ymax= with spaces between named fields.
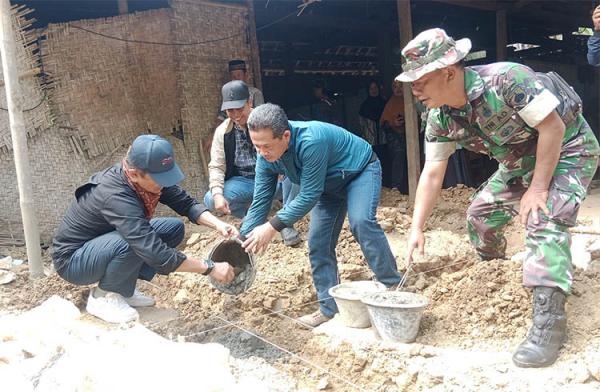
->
xmin=240 ymin=120 xmax=374 ymax=236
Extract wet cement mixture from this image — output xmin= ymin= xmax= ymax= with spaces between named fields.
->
xmin=2 ymin=185 xmax=600 ymax=391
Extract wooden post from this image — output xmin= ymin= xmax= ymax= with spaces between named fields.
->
xmin=496 ymin=9 xmax=507 ymax=61
xmin=397 ymin=0 xmax=420 ymax=202
xmin=246 ymin=0 xmax=263 ymax=91
xmin=118 ymin=0 xmax=128 ymax=15
xmin=0 ymin=0 xmax=44 ymax=278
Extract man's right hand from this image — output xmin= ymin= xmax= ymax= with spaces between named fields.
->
xmin=214 ymin=194 xmax=231 ymax=215
xmin=210 ymin=262 xmax=235 ymax=283
xmin=407 ymin=228 xmax=425 ymax=263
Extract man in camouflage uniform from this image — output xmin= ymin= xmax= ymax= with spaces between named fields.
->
xmin=399 ymin=28 xmax=599 ymax=368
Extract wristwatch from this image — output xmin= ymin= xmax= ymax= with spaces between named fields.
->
xmin=202 ymin=258 xmax=215 ymax=276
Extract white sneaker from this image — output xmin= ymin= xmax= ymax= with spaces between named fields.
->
xmin=125 ymin=288 xmax=156 ymax=307
xmin=297 ymin=310 xmax=331 ymax=329
xmin=86 ymin=288 xmax=139 ymax=323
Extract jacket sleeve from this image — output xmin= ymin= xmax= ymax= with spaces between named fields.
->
xmin=239 ymin=158 xmax=279 ymax=236
xmin=101 ymin=193 xmax=186 ymax=274
xmin=269 ymin=140 xmax=328 ymax=230
xmin=208 ymin=120 xmax=230 ymax=195
xmin=160 ymin=185 xmax=208 ymax=224
xmin=588 ymin=32 xmax=600 ymax=67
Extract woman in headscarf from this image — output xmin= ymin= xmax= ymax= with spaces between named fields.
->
xmin=358 ymin=80 xmax=386 ymax=145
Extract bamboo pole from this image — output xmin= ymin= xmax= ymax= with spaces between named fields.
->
xmin=0 ymin=0 xmax=44 ymax=278
xmin=397 ymin=0 xmax=421 ymax=202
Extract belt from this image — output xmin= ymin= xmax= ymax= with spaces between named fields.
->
xmin=368 ymin=151 xmax=378 ymax=164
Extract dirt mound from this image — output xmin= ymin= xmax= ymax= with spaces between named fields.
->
xmin=420 ymin=259 xmax=531 ymax=343
xmin=3 ymin=186 xmax=600 ymax=391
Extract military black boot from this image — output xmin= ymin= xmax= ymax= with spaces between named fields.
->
xmin=512 ymin=286 xmax=567 ymax=368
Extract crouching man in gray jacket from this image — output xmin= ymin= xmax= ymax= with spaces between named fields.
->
xmin=53 ymin=135 xmax=236 ymax=323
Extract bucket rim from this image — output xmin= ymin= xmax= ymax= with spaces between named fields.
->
xmin=207 ymin=237 xmax=256 ymax=295
xmin=328 ymin=280 xmax=386 ymax=301
xmin=360 ymin=291 xmax=429 ymax=309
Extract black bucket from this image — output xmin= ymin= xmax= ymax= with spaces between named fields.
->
xmin=208 ymin=238 xmax=256 ymax=295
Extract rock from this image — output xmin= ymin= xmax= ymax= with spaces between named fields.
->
xmin=352 ymin=356 xmax=368 ymax=372
xmin=500 ymin=294 xmax=514 ymax=302
xmin=414 ymin=274 xmax=428 ymax=290
xmin=0 ymin=270 xmax=16 ymax=285
xmin=586 ymin=355 xmax=600 ymax=381
xmin=173 ymin=289 xmax=190 ymax=304
xmin=418 ymin=345 xmax=438 ymax=358
xmin=317 ymin=376 xmax=330 ymax=390
xmin=419 ymin=364 xmax=445 ymax=388
xmin=380 ymin=220 xmax=394 ymax=232
xmin=508 ymin=310 xmax=521 ymax=319
xmin=496 ymin=365 xmax=509 ymax=373
xmin=262 ymin=297 xmax=276 ymax=309
xmin=588 ymin=239 xmax=600 ymax=259
xmin=572 ymin=367 xmax=591 ymax=384
xmin=395 ymin=372 xmax=417 ymax=391
xmin=186 ymin=233 xmax=201 ymax=246
xmin=0 ymin=256 xmax=13 ymax=269
xmin=483 ymin=307 xmax=496 ymax=321
xmin=510 ymin=250 xmax=528 ymax=263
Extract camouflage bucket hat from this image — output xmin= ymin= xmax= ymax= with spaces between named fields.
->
xmin=396 ymin=28 xmax=472 ymax=82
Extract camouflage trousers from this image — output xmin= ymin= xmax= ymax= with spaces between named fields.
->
xmin=467 ymin=122 xmax=599 ymax=292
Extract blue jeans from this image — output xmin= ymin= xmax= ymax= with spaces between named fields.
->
xmin=204 ymin=176 xmax=299 ymax=219
xmin=308 ymin=160 xmax=401 ymax=317
xmin=57 ymin=218 xmax=185 ymax=297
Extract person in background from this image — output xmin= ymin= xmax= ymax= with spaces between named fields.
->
xmin=217 ymin=59 xmax=265 ymax=122
xmin=358 ymin=79 xmax=387 ymax=145
xmin=309 ymin=79 xmax=341 ymax=125
xmin=588 ymin=5 xmax=600 ymax=66
xmin=53 ymin=135 xmax=236 ymax=324
xmin=380 ymin=80 xmax=408 ymax=194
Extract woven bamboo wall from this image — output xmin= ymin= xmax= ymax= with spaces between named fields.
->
xmin=170 ymin=0 xmax=255 ymax=197
xmin=0 ymin=1 xmax=255 ymax=239
xmin=43 ymin=8 xmax=180 ymax=160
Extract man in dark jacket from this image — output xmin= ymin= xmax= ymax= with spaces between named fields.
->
xmin=53 ymin=135 xmax=236 ymax=324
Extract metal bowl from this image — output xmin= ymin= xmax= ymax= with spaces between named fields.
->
xmin=207 ymin=238 xmax=256 ymax=295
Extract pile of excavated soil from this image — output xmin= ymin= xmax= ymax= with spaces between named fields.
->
xmin=3 ymin=186 xmax=600 ymax=391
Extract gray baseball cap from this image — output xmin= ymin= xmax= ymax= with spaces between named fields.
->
xmin=221 ymin=80 xmax=250 ymax=111
xmin=128 ymin=135 xmax=184 ymax=188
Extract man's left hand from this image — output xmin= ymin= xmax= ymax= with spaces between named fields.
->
xmin=242 ymin=222 xmax=277 ymax=255
xmin=519 ymin=187 xmax=550 ymax=225
xmin=216 ymin=222 xmax=238 ymax=238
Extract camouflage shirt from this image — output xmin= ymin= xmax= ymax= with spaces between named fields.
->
xmin=425 ymin=62 xmax=598 ymax=174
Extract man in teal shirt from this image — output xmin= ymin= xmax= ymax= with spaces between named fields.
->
xmin=240 ymin=103 xmax=401 ymax=327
